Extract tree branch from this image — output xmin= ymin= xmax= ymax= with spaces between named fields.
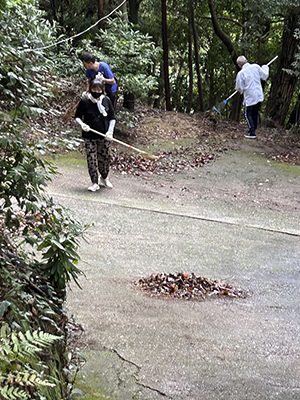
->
xmin=208 ymin=0 xmax=238 ymax=66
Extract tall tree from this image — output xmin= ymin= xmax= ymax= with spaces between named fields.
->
xmin=208 ymin=0 xmax=238 ymax=66
xmin=208 ymin=0 xmax=242 ymax=120
xmin=161 ymin=0 xmax=171 ymax=110
xmin=286 ymin=90 xmax=300 ymax=128
xmin=265 ymin=8 xmax=300 ymax=126
xmin=97 ymin=0 xmax=105 ymax=30
xmin=128 ymin=0 xmax=142 ymax=24
xmin=190 ymin=1 xmax=204 ymax=111
xmin=186 ymin=1 xmax=193 ymax=113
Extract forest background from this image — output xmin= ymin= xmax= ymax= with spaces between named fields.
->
xmin=0 ymin=0 xmax=300 ymax=399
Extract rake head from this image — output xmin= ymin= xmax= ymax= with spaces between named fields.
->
xmin=213 ymin=100 xmax=227 ymax=114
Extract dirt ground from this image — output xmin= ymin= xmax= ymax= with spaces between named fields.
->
xmin=51 ymin=78 xmax=300 ymax=170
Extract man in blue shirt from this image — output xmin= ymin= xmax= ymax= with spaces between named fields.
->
xmin=80 ymin=51 xmax=117 ymax=107
xmin=235 ymin=55 xmax=269 ymax=139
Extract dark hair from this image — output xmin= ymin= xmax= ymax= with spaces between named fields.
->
xmin=80 ymin=51 xmax=95 ymax=63
xmin=90 ymin=79 xmax=105 ymax=92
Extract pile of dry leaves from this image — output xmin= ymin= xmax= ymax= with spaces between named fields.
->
xmin=134 ymin=272 xmax=245 ymax=301
xmin=110 ymin=147 xmax=216 ymax=175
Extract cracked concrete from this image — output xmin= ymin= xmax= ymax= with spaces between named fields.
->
xmin=48 ymin=142 xmax=300 ymax=399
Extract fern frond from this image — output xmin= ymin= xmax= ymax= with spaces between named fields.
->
xmin=0 ymin=385 xmax=28 ymax=399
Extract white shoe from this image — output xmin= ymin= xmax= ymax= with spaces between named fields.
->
xmin=88 ymin=183 xmax=100 ymax=192
xmin=99 ymin=177 xmax=113 ymax=189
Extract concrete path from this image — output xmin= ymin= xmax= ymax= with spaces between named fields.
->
xmin=48 ymin=143 xmax=300 ymax=400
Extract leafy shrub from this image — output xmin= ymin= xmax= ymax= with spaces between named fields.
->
xmin=0 ymin=123 xmax=87 ymax=293
xmin=94 ymin=13 xmax=161 ymax=103
xmin=0 ymin=0 xmax=57 ymax=118
xmin=0 ymin=121 xmax=87 ymax=398
xmin=0 ymin=324 xmax=62 ymax=399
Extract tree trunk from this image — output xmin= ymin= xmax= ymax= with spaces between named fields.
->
xmin=208 ymin=0 xmax=240 ymax=120
xmin=286 ymin=90 xmax=300 ymax=129
xmin=161 ymin=0 xmax=171 ymax=111
xmin=50 ymin=0 xmax=58 ymax=23
xmin=123 ymin=92 xmax=135 ymax=111
xmin=121 ymin=1 xmax=129 ymax=23
xmin=128 ymin=0 xmax=140 ymax=24
xmin=265 ymin=10 xmax=300 ymax=126
xmin=186 ymin=4 xmax=193 ymax=114
xmin=97 ymin=0 xmax=105 ymax=30
xmin=229 ymin=94 xmax=243 ymax=122
xmin=208 ymin=0 xmax=238 ymax=65
xmin=190 ymin=1 xmax=204 ymax=111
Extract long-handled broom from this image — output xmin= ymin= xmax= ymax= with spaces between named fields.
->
xmin=213 ymin=55 xmax=278 ymax=114
xmin=89 ymin=127 xmax=159 ymax=161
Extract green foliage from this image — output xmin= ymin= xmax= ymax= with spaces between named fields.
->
xmin=0 ymin=323 xmax=62 ymax=399
xmin=0 ymin=0 xmax=57 ymax=118
xmin=0 ymin=123 xmax=87 ymax=293
xmin=0 ymin=126 xmax=54 ymax=212
xmin=95 ymin=13 xmax=161 ymax=102
xmin=0 ymin=0 xmax=6 ymax=13
xmin=50 ymin=42 xmax=84 ymax=78
xmin=31 ymin=200 xmax=85 ymax=291
xmin=0 ymin=122 xmax=87 ymax=397
xmin=39 ymin=0 xmax=99 ymax=42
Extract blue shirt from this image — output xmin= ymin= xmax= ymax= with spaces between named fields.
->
xmin=86 ymin=61 xmax=117 ymax=94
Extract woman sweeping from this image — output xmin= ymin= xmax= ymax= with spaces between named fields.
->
xmin=75 ymin=78 xmax=116 ymax=192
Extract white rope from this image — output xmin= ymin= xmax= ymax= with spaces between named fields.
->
xmin=23 ymin=0 xmax=127 ymax=53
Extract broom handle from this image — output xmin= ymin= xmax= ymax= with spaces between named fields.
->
xmin=226 ymin=55 xmax=278 ymax=102
xmin=89 ymin=127 xmax=150 ymax=155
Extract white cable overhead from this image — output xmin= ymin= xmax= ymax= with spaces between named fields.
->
xmin=23 ymin=0 xmax=127 ymax=53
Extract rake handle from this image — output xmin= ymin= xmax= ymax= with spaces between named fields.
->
xmin=89 ymin=127 xmax=149 ymax=155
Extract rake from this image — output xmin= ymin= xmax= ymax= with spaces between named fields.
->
xmin=213 ymin=55 xmax=278 ymax=114
xmin=62 ymin=99 xmax=80 ymax=122
xmin=89 ymin=127 xmax=159 ymax=161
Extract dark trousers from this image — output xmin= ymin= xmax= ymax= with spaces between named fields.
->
xmin=84 ymin=138 xmax=111 ymax=184
xmin=245 ymin=102 xmax=261 ymax=134
xmin=109 ymin=92 xmax=117 ymax=108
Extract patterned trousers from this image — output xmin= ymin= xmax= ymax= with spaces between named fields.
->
xmin=84 ymin=138 xmax=111 ymax=184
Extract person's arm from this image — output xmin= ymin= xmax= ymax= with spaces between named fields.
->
xmin=260 ymin=65 xmax=269 ymax=81
xmin=75 ymin=117 xmax=90 ymax=132
xmin=99 ymin=62 xmax=116 ymax=86
xmin=235 ymin=73 xmax=244 ymax=94
xmin=75 ymin=101 xmax=90 ymax=131
xmin=85 ymin=78 xmax=91 ymax=92
xmin=105 ymin=119 xmax=116 ymax=140
xmin=103 ymin=77 xmax=116 ymax=86
xmin=105 ymin=97 xmax=116 ymax=140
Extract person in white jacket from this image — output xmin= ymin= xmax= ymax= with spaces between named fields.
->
xmin=235 ymin=56 xmax=269 ymax=139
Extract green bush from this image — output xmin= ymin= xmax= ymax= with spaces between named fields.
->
xmin=95 ymin=13 xmax=161 ymax=102
xmin=0 ymin=122 xmax=87 ymax=398
xmin=0 ymin=123 xmax=87 ymax=293
xmin=0 ymin=1 xmax=58 ymax=118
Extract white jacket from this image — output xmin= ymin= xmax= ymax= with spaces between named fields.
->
xmin=235 ymin=63 xmax=269 ymax=107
